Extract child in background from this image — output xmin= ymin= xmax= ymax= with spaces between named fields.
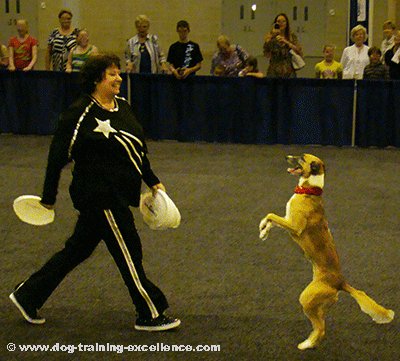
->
xmin=8 ymin=19 xmax=38 ymax=71
xmin=315 ymin=45 xmax=343 ymax=79
xmin=239 ymin=56 xmax=264 ymax=78
xmin=66 ymin=29 xmax=98 ymax=73
xmin=363 ymin=46 xmax=389 ymax=79
xmin=0 ymin=41 xmax=9 ymax=69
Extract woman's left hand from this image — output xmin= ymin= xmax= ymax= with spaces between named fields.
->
xmin=277 ymin=36 xmax=290 ymax=46
xmin=151 ymin=183 xmax=166 ymax=195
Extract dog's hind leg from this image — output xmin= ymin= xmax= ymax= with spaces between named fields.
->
xmin=342 ymin=283 xmax=394 ymax=323
xmin=297 ymin=281 xmax=339 ymax=350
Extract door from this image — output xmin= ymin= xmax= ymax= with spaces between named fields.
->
xmin=0 ymin=0 xmax=38 ymax=44
xmin=222 ymin=0 xmax=277 ymax=57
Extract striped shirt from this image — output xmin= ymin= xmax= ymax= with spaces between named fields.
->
xmin=71 ymin=45 xmax=96 ymax=72
xmin=48 ymin=28 xmax=78 ymax=71
xmin=363 ymin=63 xmax=389 ymax=80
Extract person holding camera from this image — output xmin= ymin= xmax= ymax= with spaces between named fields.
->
xmin=263 ymin=13 xmax=303 ymax=78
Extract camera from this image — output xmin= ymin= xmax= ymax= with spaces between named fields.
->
xmin=273 ymin=23 xmax=280 ymax=29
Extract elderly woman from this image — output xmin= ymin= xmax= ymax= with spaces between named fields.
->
xmin=46 ymin=9 xmax=79 ymax=71
xmin=125 ymin=15 xmax=168 ymax=74
xmin=384 ymin=30 xmax=400 ymax=79
xmin=381 ymin=20 xmax=396 ymax=61
xmin=9 ymin=53 xmax=180 ymax=332
xmin=210 ymin=34 xmax=249 ymax=76
xmin=340 ymin=25 xmax=370 ymax=79
xmin=263 ymin=13 xmax=303 ymax=78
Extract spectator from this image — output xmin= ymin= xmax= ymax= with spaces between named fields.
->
xmin=66 ymin=29 xmax=98 ymax=73
xmin=125 ymin=15 xmax=168 ymax=74
xmin=238 ymin=56 xmax=264 ymax=78
xmin=363 ymin=47 xmax=389 ymax=79
xmin=381 ymin=20 xmax=396 ymax=62
xmin=340 ymin=25 xmax=369 ymax=79
xmin=263 ymin=13 xmax=303 ymax=78
xmin=0 ymin=41 xmax=9 ymax=69
xmin=384 ymin=30 xmax=400 ymax=79
xmin=8 ymin=19 xmax=38 ymax=71
xmin=315 ymin=45 xmax=343 ymax=79
xmin=210 ymin=34 xmax=249 ymax=77
xmin=167 ymin=20 xmax=203 ymax=79
xmin=46 ymin=9 xmax=79 ymax=71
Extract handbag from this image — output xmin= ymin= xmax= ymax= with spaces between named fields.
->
xmin=289 ymin=49 xmax=305 ymax=70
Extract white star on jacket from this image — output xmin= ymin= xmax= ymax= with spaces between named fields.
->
xmin=93 ymin=118 xmax=118 ymax=138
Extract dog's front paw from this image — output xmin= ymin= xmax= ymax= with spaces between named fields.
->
xmin=259 ymin=217 xmax=268 ymax=231
xmin=259 ymin=218 xmax=272 ymax=241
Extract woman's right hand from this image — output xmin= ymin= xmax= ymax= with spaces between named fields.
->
xmin=264 ymin=33 xmax=274 ymax=43
xmin=40 ymin=201 xmax=54 ymax=210
xmin=272 ymin=27 xmax=280 ymax=35
xmin=126 ymin=62 xmax=134 ymax=73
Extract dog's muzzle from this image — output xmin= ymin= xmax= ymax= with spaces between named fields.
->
xmin=286 ymin=155 xmax=303 ymax=175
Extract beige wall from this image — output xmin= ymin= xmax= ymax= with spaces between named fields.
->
xmin=324 ymin=0 xmax=348 ymax=57
xmin=35 ymin=0 xmax=222 ymax=73
xmin=33 ymin=0 xmax=399 ymax=75
xmin=371 ymin=0 xmax=392 ymax=47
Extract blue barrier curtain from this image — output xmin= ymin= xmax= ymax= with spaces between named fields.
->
xmin=356 ymin=80 xmax=400 ymax=147
xmin=0 ymin=71 xmax=74 ymax=134
xmin=130 ymin=75 xmax=354 ymax=146
xmin=0 ymin=71 xmax=127 ymax=135
xmin=3 ymin=71 xmax=399 ymax=147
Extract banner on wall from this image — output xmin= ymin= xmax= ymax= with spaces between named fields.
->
xmin=357 ymin=0 xmax=367 ymax=21
xmin=349 ymin=0 xmax=369 ymax=45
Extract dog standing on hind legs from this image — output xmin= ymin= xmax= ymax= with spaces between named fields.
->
xmin=259 ymin=154 xmax=394 ymax=350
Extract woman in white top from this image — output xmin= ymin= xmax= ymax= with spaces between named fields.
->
xmin=340 ymin=25 xmax=369 ymax=79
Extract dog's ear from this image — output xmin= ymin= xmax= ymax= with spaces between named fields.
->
xmin=310 ymin=161 xmax=321 ymax=175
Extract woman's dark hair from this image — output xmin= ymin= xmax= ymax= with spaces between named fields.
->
xmin=368 ymin=46 xmax=382 ymax=56
xmin=58 ymin=9 xmax=73 ymax=18
xmin=273 ymin=13 xmax=291 ymax=40
xmin=80 ymin=53 xmax=121 ymax=94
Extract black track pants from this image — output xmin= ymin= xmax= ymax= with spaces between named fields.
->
xmin=16 ymin=207 xmax=168 ymax=319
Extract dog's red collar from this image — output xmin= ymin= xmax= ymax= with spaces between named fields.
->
xmin=294 ymin=186 xmax=323 ymax=196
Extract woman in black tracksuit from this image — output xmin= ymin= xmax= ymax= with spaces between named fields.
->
xmin=9 ymin=53 xmax=180 ymax=331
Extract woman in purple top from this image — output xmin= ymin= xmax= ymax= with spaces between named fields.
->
xmin=210 ymin=35 xmax=249 ymax=77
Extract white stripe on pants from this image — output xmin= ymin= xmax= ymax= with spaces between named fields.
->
xmin=104 ymin=209 xmax=159 ymax=319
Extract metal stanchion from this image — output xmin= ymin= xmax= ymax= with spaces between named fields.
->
xmin=127 ymin=71 xmax=131 ymax=104
xmin=351 ymin=80 xmax=357 ymax=147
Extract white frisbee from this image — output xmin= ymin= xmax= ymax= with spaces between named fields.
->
xmin=140 ymin=190 xmax=181 ymax=230
xmin=13 ymin=195 xmax=55 ymax=226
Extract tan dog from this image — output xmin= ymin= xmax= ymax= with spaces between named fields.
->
xmin=259 ymin=154 xmax=394 ymax=350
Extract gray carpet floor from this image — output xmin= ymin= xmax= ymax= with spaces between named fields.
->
xmin=1 ymin=134 xmax=399 ymax=360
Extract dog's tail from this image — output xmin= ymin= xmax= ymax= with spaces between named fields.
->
xmin=342 ymin=283 xmax=394 ymax=324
